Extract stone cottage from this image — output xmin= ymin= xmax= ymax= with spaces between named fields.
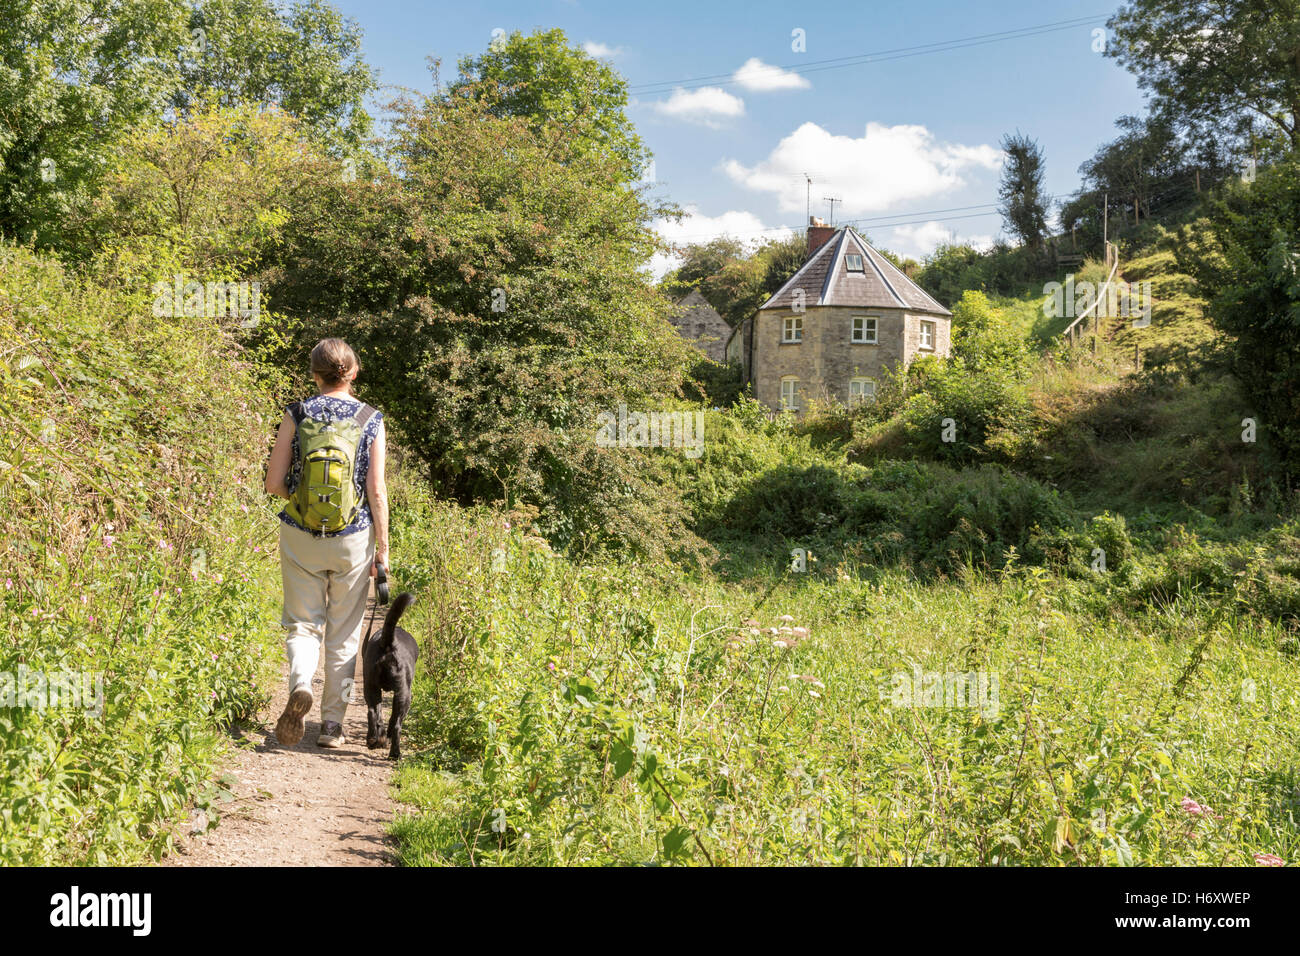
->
xmin=668 ymin=288 xmax=732 ymax=363
xmin=726 ymin=220 xmax=952 ymax=412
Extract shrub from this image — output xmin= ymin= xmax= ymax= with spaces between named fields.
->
xmin=0 ymin=242 xmax=284 ymax=863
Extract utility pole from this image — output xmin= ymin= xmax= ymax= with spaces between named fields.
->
xmin=804 ymin=173 xmax=812 ymax=226
xmin=1103 ymin=190 xmax=1108 ymax=249
xmin=823 ymin=196 xmax=841 ymax=225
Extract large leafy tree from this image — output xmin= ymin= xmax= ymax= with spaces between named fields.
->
xmin=997 ymin=132 xmax=1049 ymax=249
xmin=1181 ymin=157 xmax=1300 ymax=474
xmin=450 ymin=28 xmax=648 ymax=182
xmin=0 ymin=0 xmax=375 ymax=249
xmin=0 ymin=0 xmax=191 ymax=246
xmin=273 ymin=80 xmax=702 ymax=560
xmin=174 ymin=0 xmax=376 ymax=154
xmin=1108 ymin=0 xmax=1300 ymax=150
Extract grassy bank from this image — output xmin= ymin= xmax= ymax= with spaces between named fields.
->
xmin=0 ymin=244 xmax=285 ymax=863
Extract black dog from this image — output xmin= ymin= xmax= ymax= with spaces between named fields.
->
xmin=362 ymin=591 xmax=419 ymax=759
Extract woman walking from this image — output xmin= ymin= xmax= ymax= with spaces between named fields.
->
xmin=264 ymin=338 xmax=389 ymax=748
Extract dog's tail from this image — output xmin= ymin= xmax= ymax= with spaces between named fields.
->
xmin=376 ymin=591 xmax=416 ymax=651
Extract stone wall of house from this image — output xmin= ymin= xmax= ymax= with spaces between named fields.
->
xmin=752 ymin=306 xmax=951 ymax=411
xmin=670 ymin=290 xmax=732 ymax=363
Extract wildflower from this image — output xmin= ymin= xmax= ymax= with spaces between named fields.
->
xmin=792 ymin=626 xmax=809 ymax=639
xmin=158 ymin=539 xmax=172 ymax=552
xmin=1254 ymin=853 xmax=1285 ymax=867
xmin=4 ymin=579 xmax=12 ymax=589
xmin=808 ymin=690 xmax=821 ymax=699
xmin=743 ymin=618 xmax=760 ymax=628
xmin=1181 ymin=797 xmax=1207 ymax=818
xmin=779 ymin=614 xmax=794 ymax=624
xmin=102 ymin=534 xmax=116 ymax=548
xmin=773 ymin=640 xmax=790 ymax=649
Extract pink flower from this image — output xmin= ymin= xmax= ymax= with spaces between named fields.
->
xmin=4 ymin=578 xmax=12 ymax=590
xmin=158 ymin=539 xmax=172 ymax=552
xmin=102 ymin=534 xmax=116 ymax=548
xmin=1181 ymin=797 xmax=1208 ymax=818
xmin=1254 ymin=853 xmax=1285 ymax=867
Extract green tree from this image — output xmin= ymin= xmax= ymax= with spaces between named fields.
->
xmin=174 ymin=0 xmax=376 ymax=154
xmin=1108 ymin=0 xmax=1300 ymax=151
xmin=1182 ymin=156 xmax=1300 ymax=474
xmin=273 ymin=81 xmax=703 ymax=561
xmin=997 ymin=132 xmax=1049 ymax=249
xmin=0 ymin=0 xmax=190 ymax=246
xmin=949 ymin=290 xmax=1030 ymax=376
xmin=451 ymin=28 xmax=648 ymax=181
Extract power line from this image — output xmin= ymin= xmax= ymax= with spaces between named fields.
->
xmin=628 ymin=14 xmax=1108 ymax=95
xmin=666 ymin=206 xmax=1001 ymax=243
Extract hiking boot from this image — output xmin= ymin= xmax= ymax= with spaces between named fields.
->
xmin=275 ymin=688 xmax=313 ymax=746
xmin=317 ymin=720 xmax=346 ymax=748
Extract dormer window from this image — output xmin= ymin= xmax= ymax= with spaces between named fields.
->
xmin=845 ymin=254 xmax=864 ymax=272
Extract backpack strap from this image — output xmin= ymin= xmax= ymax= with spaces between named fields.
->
xmin=288 ymin=400 xmax=306 ymax=425
xmin=353 ymin=403 xmax=378 ymax=428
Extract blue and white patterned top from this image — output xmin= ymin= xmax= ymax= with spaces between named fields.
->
xmin=279 ymin=394 xmax=384 ymax=538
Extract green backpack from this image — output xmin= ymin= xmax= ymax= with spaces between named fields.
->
xmin=285 ymin=401 xmax=377 ymax=533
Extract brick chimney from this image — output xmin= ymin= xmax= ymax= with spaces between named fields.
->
xmin=807 ymin=216 xmax=835 ymax=259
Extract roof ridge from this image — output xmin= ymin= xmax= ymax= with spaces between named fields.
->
xmin=818 ymin=229 xmax=850 ymax=307
xmin=848 ymin=228 xmax=908 ymax=309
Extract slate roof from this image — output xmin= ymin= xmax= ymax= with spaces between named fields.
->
xmin=759 ymin=226 xmax=951 ymax=316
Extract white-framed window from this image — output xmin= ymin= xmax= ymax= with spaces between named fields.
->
xmin=782 ymin=315 xmax=803 ymax=343
xmin=919 ymin=320 xmax=936 ymax=351
xmin=851 ymin=315 xmax=878 ymax=344
xmin=845 ymin=253 xmax=864 ymax=272
xmin=849 ymin=378 xmax=876 ymax=406
xmin=780 ymin=376 xmax=800 ymax=411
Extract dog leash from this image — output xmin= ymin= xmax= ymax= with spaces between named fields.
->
xmin=365 ymin=560 xmax=390 ymax=643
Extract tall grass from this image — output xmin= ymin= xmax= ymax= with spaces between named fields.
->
xmin=387 ymin=484 xmax=1299 ymax=866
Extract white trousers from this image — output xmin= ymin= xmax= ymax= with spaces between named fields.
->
xmin=278 ymin=522 xmax=374 ymax=724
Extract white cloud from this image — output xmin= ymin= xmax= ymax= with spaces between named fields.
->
xmin=886 ymin=221 xmax=996 ymax=259
xmin=732 ymin=57 xmax=810 ymax=92
xmin=646 ymin=206 xmax=792 ymax=279
xmin=583 ymin=40 xmax=624 ymax=58
xmin=651 ymin=86 xmax=745 ymax=127
xmin=722 ymin=122 xmax=1001 ymax=215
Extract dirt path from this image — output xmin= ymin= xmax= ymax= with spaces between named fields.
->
xmin=165 ymin=606 xmax=396 ymax=867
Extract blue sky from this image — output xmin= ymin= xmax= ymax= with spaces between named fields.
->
xmin=331 ymin=0 xmax=1148 ymax=266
